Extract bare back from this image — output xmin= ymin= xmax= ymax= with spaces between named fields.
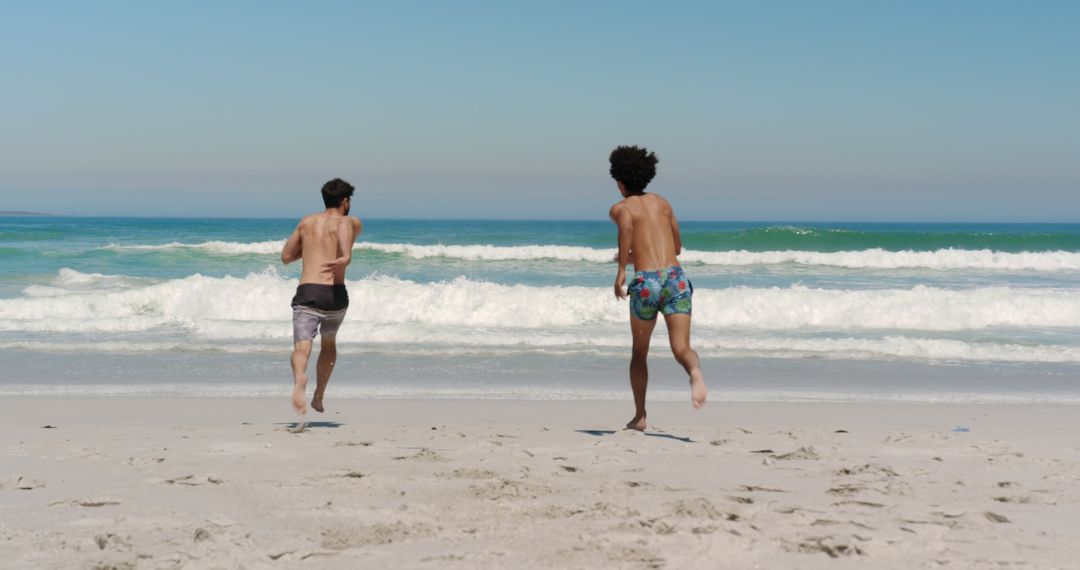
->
xmin=295 ymin=213 xmax=360 ymax=285
xmin=611 ymin=193 xmax=681 ymax=271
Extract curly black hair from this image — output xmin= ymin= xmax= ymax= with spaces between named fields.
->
xmin=609 ymin=145 xmax=658 ymax=195
xmin=321 ymin=178 xmax=355 ymax=208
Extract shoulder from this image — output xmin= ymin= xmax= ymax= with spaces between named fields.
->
xmin=609 ymin=200 xmax=635 ymax=224
xmin=336 ymin=216 xmax=360 ymax=231
xmin=297 ymin=214 xmax=317 ymax=229
xmin=647 ymin=193 xmax=674 ymax=214
xmin=331 ymin=216 xmax=360 ymax=237
xmin=648 ymin=192 xmax=671 ymax=206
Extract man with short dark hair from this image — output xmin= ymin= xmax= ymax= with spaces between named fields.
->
xmin=608 ymin=146 xmax=706 ymax=431
xmin=281 ymin=178 xmax=362 ymax=415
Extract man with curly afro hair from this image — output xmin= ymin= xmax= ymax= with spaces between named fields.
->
xmin=608 ymin=145 xmax=706 ymax=430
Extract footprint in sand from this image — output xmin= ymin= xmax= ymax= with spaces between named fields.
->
xmin=770 ymin=447 xmax=821 ymax=461
xmin=333 ymin=441 xmax=373 ymax=448
xmin=738 ymin=484 xmax=788 ymax=493
xmin=827 ymin=484 xmax=866 ymax=496
xmin=165 ymin=475 xmax=224 ymax=486
xmin=125 ymin=456 xmax=166 ymax=467
xmin=436 ymin=468 xmax=497 ymax=480
xmin=523 ymin=504 xmax=586 ymax=520
xmin=831 ymin=464 xmax=910 ymax=497
xmin=836 ymin=464 xmax=899 ymax=477
xmin=992 ymin=495 xmax=1034 ymax=504
xmin=392 ymin=448 xmax=443 ymax=462
xmin=883 ymin=432 xmax=913 ymax=444
xmin=469 ymin=478 xmax=551 ymax=500
xmin=668 ymin=497 xmax=738 ymax=521
xmin=94 ymin=533 xmax=132 ymax=551
xmin=605 ymin=544 xmax=665 ymax=568
xmin=321 ymin=521 xmax=437 ymax=549
xmin=810 ymin=519 xmax=875 ymax=530
xmin=49 ymin=499 xmax=121 ymax=507
xmin=832 ymin=500 xmax=885 ymax=508
xmin=784 ymin=535 xmax=867 ymax=558
xmin=1 ymin=476 xmax=45 ymax=490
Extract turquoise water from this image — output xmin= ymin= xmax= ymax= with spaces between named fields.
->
xmin=4 ymin=217 xmax=1080 ymax=287
xmin=1 ymin=216 xmax=1079 ymax=401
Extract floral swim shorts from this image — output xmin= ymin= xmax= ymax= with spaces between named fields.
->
xmin=627 ymin=265 xmax=693 ymax=321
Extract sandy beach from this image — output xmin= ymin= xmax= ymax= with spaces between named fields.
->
xmin=2 ymin=397 xmax=1078 ymax=569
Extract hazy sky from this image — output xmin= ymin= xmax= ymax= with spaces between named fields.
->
xmin=1 ymin=1 xmax=1078 ymax=221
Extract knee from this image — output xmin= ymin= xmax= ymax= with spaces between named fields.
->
xmin=672 ymin=345 xmax=695 ymax=362
xmin=631 ymin=347 xmax=649 ymax=361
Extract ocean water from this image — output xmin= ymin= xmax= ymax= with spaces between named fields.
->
xmin=1 ymin=216 xmax=1079 ymax=403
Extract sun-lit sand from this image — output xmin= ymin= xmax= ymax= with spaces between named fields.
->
xmin=2 ymin=397 xmax=1078 ymax=569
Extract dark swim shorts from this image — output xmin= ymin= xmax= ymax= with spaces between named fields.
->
xmin=627 ymin=265 xmax=693 ymax=321
xmin=291 ymin=284 xmax=349 ymax=342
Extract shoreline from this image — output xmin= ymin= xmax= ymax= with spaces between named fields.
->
xmin=5 ymin=351 xmax=1079 ymax=406
xmin=4 ymin=390 xmax=1080 ymax=405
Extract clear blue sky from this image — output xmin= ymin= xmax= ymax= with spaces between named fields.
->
xmin=1 ymin=1 xmax=1077 ymax=221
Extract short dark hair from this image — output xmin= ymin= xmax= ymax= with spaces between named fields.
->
xmin=321 ymin=178 xmax=355 ymax=208
xmin=609 ymin=145 xmax=658 ymax=195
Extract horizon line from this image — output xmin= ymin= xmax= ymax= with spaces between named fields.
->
xmin=2 ymin=213 xmax=1079 ymax=225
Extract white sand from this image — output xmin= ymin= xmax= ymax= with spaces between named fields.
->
xmin=2 ymin=397 xmax=1078 ymax=569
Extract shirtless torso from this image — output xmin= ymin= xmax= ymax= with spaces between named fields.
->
xmin=609 ymin=193 xmax=682 ymax=273
xmin=285 ymin=212 xmax=362 ymax=285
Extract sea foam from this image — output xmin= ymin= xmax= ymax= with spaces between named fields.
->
xmin=3 ymin=270 xmax=1079 ymax=333
xmin=102 ymin=241 xmax=1080 ymax=271
xmin=2 ymin=335 xmax=1079 ymax=363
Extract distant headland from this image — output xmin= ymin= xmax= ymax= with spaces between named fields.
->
xmin=0 ymin=211 xmax=50 ymax=216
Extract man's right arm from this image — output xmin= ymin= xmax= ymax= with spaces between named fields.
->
xmin=281 ymin=222 xmax=302 ymax=265
xmin=610 ymin=204 xmax=633 ymax=300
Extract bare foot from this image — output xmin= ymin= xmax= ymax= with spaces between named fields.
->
xmin=625 ymin=415 xmax=647 ymax=431
xmin=311 ymin=395 xmax=324 ymax=413
xmin=690 ymin=369 xmax=707 ymax=409
xmin=292 ymin=374 xmax=308 ymax=415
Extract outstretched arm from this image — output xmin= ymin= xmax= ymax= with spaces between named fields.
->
xmin=281 ymin=223 xmax=302 ymax=264
xmin=609 ymin=204 xmax=633 ymax=300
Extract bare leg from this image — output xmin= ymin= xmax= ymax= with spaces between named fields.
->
xmin=290 ymin=340 xmax=313 ymax=415
xmin=664 ymin=313 xmax=706 ymax=408
xmin=627 ymin=316 xmax=657 ymax=430
xmin=312 ymin=336 xmax=337 ymax=413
